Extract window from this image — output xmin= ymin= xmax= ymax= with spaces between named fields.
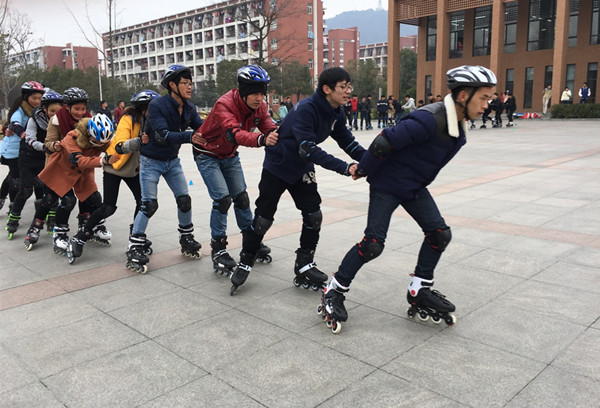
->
xmin=505 ymin=69 xmax=515 ymax=96
xmin=569 ymin=0 xmax=579 ymax=46
xmin=270 ymin=38 xmax=277 ymax=50
xmin=504 ymin=2 xmax=518 ymax=53
xmin=527 ymin=0 xmax=557 ymax=51
xmin=524 ymin=67 xmax=535 ymax=108
xmin=425 ymin=75 xmax=432 ymax=102
xmin=544 ymin=65 xmax=553 ymax=89
xmin=586 ymin=62 xmax=598 ymax=103
xmin=308 ymin=58 xmax=313 ymax=69
xmin=308 ymin=3 xmax=312 ymax=14
xmin=592 ymin=0 xmax=600 ymax=44
xmin=449 ymin=11 xmax=464 ymax=59
xmin=308 ymin=22 xmax=313 ymax=38
xmin=473 ymin=6 xmax=492 ymax=56
xmin=308 ymin=39 xmax=313 ymax=51
xmin=426 ymin=16 xmax=436 ymax=61
xmin=271 ymin=19 xmax=277 ymax=31
xmin=565 ymin=64 xmax=576 ymax=95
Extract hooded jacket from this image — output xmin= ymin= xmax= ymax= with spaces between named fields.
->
xmin=38 ymin=118 xmax=109 ymax=201
xmin=192 ymin=88 xmax=276 ymax=159
xmin=358 ymin=94 xmax=467 ymax=200
xmin=1 ymin=102 xmax=33 ymax=159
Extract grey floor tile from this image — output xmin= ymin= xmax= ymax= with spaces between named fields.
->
xmin=532 ymin=261 xmax=600 ymax=293
xmin=108 ymin=288 xmax=227 ymax=338
xmin=460 ymin=248 xmax=555 ymax=278
xmin=0 ymin=345 xmax=36 ymax=394
xmin=0 ymin=294 xmax=101 ymax=341
xmin=319 ymin=369 xmax=467 ymax=408
xmin=456 ymin=301 xmax=587 ymax=363
xmin=562 ymin=246 xmax=600 ymax=269
xmin=43 ymin=340 xmax=205 ymax=408
xmin=304 ymin=305 xmax=436 ymax=367
xmin=154 ymin=308 xmax=290 ymax=372
xmin=214 ymin=336 xmax=374 ymax=408
xmin=140 ymin=374 xmax=264 ymax=408
xmin=0 ymin=264 xmax=41 ymax=291
xmin=552 ymin=327 xmax=600 ymax=381
xmin=382 ymin=335 xmax=546 ymax=408
xmin=0 ymin=381 xmax=64 ymax=408
xmin=505 ymin=366 xmax=600 ymax=408
xmin=3 ymin=314 xmax=146 ymax=377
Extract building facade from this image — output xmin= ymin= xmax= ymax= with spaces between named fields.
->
xmin=323 ymin=27 xmax=360 ymax=69
xmin=388 ymin=0 xmax=600 ymax=111
xmin=359 ymin=35 xmax=418 ymax=73
xmin=8 ymin=43 xmax=99 ymax=72
xmin=102 ymin=0 xmax=324 ymax=88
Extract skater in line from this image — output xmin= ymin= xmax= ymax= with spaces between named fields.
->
xmin=21 ymin=90 xmax=64 ymax=249
xmin=126 ymin=65 xmax=204 ymax=274
xmin=504 ymin=91 xmax=516 ymax=127
xmin=229 ymin=67 xmax=366 ymax=295
xmin=3 ymin=81 xmax=44 ymax=238
xmin=376 ymin=95 xmax=388 ymax=129
xmin=36 ymin=114 xmax=117 ymax=262
xmin=319 ymin=65 xmax=497 ymax=333
xmin=192 ymin=65 xmax=278 ymax=277
xmin=480 ymin=93 xmax=497 ymax=128
xmin=491 ymin=93 xmax=503 ymax=127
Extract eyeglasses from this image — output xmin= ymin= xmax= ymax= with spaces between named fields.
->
xmin=179 ymin=80 xmax=193 ymax=88
xmin=336 ymin=83 xmax=354 ymax=92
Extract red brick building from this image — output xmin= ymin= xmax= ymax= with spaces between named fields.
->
xmin=8 ymin=43 xmax=99 ymax=71
xmin=324 ymin=27 xmax=360 ymax=69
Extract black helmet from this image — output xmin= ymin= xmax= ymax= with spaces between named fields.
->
xmin=62 ymin=87 xmax=89 ymax=105
xmin=130 ymin=89 xmax=160 ymax=108
xmin=161 ymin=65 xmax=191 ymax=89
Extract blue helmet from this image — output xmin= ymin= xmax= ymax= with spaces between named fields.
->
xmin=87 ymin=113 xmax=114 ymax=146
xmin=41 ymin=89 xmax=63 ymax=106
xmin=161 ymin=65 xmax=191 ymax=89
xmin=130 ymin=89 xmax=160 ymax=107
xmin=237 ymin=65 xmax=270 ymax=85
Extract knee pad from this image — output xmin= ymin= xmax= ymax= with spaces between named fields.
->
xmin=141 ymin=199 xmax=159 ymax=218
xmin=20 ymin=185 xmax=34 ymax=200
xmin=85 ymin=191 xmax=103 ymax=211
xmin=41 ymin=193 xmax=58 ymax=210
xmin=100 ymin=203 xmax=117 ymax=219
xmin=357 ymin=236 xmax=384 ymax=262
xmin=10 ymin=177 xmax=20 ymax=191
xmin=233 ymin=191 xmax=249 ymax=210
xmin=302 ymin=210 xmax=322 ymax=231
xmin=252 ymin=216 xmax=273 ymax=235
xmin=425 ymin=227 xmax=452 ymax=252
xmin=213 ymin=195 xmax=232 ymax=214
xmin=59 ymin=195 xmax=76 ymax=212
xmin=176 ymin=194 xmax=191 ymax=213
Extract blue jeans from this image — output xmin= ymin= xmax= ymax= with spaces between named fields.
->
xmin=350 ymin=111 xmax=358 ymax=129
xmin=335 ymin=187 xmax=447 ymax=287
xmin=132 ymin=155 xmax=191 ymax=235
xmin=194 ymin=153 xmax=253 ymax=238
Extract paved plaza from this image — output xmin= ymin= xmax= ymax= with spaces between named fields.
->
xmin=1 ymin=118 xmax=600 ymax=407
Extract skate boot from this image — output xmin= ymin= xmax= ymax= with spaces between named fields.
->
xmin=469 ymin=122 xmax=476 ymax=130
xmin=90 ymin=219 xmax=112 ymax=246
xmin=130 ymin=223 xmax=152 ymax=255
xmin=317 ymin=277 xmax=349 ymax=334
xmin=211 ymin=236 xmax=236 ymax=276
xmin=256 ymin=243 xmax=272 ymax=263
xmin=480 ymin=124 xmax=487 ymax=129
xmin=230 ymin=251 xmax=255 ymax=295
xmin=24 ymin=219 xmax=44 ymax=251
xmin=293 ymin=248 xmax=328 ymax=291
xmin=5 ymin=212 xmax=20 ymax=239
xmin=0 ymin=198 xmax=4 ymax=211
xmin=406 ymin=275 xmax=456 ymax=325
xmin=179 ymin=224 xmax=202 ymax=259
xmin=67 ymin=228 xmax=93 ymax=264
xmin=506 ymin=122 xmax=513 ymax=127
xmin=126 ymin=234 xmax=149 ymax=274
xmin=52 ymin=224 xmax=70 ymax=256
xmin=46 ymin=210 xmax=56 ymax=234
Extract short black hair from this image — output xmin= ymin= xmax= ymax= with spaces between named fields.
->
xmin=317 ymin=68 xmax=351 ymax=95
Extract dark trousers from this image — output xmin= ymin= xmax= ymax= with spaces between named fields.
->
xmin=242 ymin=168 xmax=321 ymax=256
xmin=0 ymin=157 xmax=19 ymax=201
xmin=335 ymin=187 xmax=447 ymax=287
xmin=11 ymin=161 xmax=44 ymax=215
xmin=95 ymin=171 xmax=142 ymax=226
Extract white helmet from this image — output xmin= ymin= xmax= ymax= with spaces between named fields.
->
xmin=87 ymin=113 xmax=114 ymax=145
xmin=446 ymin=65 xmax=497 ymax=89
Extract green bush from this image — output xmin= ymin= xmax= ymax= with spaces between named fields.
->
xmin=551 ymin=103 xmax=600 ymax=118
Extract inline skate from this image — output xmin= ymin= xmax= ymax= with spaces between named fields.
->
xmin=179 ymin=224 xmax=202 ymax=259
xmin=52 ymin=224 xmax=70 ymax=255
xmin=293 ymin=248 xmax=327 ymax=291
xmin=230 ymin=251 xmax=254 ymax=295
xmin=406 ymin=275 xmax=456 ymax=325
xmin=6 ymin=212 xmax=20 ymax=239
xmin=317 ymin=277 xmax=349 ymax=334
xmin=256 ymin=243 xmax=272 ymax=263
xmin=211 ymin=236 xmax=236 ymax=276
xmin=129 ymin=223 xmax=152 ymax=255
xmin=125 ymin=234 xmax=149 ymax=274
xmin=24 ymin=219 xmax=44 ymax=251
xmin=89 ymin=219 xmax=111 ymax=246
xmin=67 ymin=227 xmax=93 ymax=264
xmin=46 ymin=210 xmax=56 ymax=234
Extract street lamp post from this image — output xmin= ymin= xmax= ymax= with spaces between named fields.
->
xmin=98 ymin=58 xmax=103 ymax=101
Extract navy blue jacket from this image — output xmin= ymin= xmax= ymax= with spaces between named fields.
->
xmin=141 ymin=93 xmax=203 ymax=161
xmin=263 ymin=91 xmax=365 ymax=184
xmin=358 ymin=101 xmax=466 ymax=200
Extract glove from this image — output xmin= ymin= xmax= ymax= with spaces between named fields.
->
xmin=115 ymin=137 xmax=142 ymax=154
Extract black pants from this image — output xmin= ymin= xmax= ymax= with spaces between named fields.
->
xmin=242 ymin=168 xmax=321 ymax=255
xmin=94 ymin=171 xmax=142 ymax=226
xmin=0 ymin=157 xmax=19 ymax=202
xmin=11 ymin=160 xmax=45 ymax=216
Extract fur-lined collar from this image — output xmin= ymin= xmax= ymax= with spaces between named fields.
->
xmin=443 ymin=94 xmax=468 ymax=137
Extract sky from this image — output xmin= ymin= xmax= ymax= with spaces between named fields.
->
xmin=9 ymin=0 xmax=386 ymax=48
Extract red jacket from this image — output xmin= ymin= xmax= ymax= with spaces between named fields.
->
xmin=193 ymin=89 xmax=276 ymax=159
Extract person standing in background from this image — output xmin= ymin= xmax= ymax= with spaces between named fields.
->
xmin=113 ymin=100 xmax=125 ymax=124
xmin=542 ymin=85 xmax=552 ymax=115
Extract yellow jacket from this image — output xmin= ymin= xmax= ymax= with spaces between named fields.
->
xmin=106 ymin=114 xmax=140 ymax=170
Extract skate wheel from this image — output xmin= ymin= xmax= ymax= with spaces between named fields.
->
xmin=445 ymin=314 xmax=457 ymax=326
xmin=230 ymin=285 xmax=238 ymax=296
xmin=301 ymin=281 xmax=310 ymax=289
xmin=317 ymin=304 xmax=324 ymax=316
xmin=105 ymin=240 xmax=111 ymax=247
xmin=431 ymin=315 xmax=442 ymax=324
xmin=25 ymin=243 xmax=33 ymax=251
xmin=293 ymin=277 xmax=301 ymax=287
xmin=325 ymin=318 xmax=333 ymax=328
xmin=8 ymin=232 xmax=13 ymax=240
xmin=263 ymin=255 xmax=272 ymax=263
xmin=310 ymin=283 xmax=321 ymax=291
xmin=139 ymin=265 xmax=148 ymax=274
xmin=418 ymin=311 xmax=429 ymax=322
xmin=145 ymin=247 xmax=153 ymax=255
xmin=331 ymin=321 xmax=342 ymax=334
xmin=407 ymin=307 xmax=416 ymax=319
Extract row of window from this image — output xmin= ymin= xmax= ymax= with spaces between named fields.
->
xmin=426 ymin=0 xmax=600 ymax=60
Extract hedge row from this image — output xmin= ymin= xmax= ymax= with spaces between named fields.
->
xmin=551 ymin=103 xmax=600 ymax=118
